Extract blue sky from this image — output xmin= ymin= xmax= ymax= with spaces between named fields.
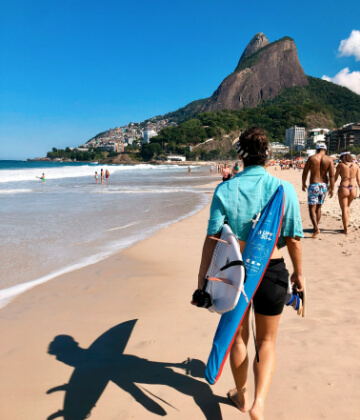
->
xmin=1 ymin=0 xmax=360 ymax=160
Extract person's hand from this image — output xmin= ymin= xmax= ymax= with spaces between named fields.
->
xmin=290 ymin=272 xmax=303 ymax=292
xmin=328 ymin=188 xmax=334 ymax=199
xmin=302 ymin=184 xmax=307 ymax=192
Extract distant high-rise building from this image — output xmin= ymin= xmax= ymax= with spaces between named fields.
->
xmin=285 ymin=126 xmax=305 ymax=150
xmin=325 ymin=123 xmax=360 ymax=152
xmin=143 ymin=128 xmax=157 ymax=143
xmin=305 ymin=128 xmax=330 ymax=148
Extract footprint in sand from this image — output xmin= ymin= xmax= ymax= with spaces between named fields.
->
xmin=336 ymin=243 xmax=344 ymax=247
xmin=341 ymin=250 xmax=352 ymax=256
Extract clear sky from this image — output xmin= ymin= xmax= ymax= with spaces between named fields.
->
xmin=1 ymin=0 xmax=360 ymax=160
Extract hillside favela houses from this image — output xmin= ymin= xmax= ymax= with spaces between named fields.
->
xmin=82 ymin=118 xmax=175 ymax=152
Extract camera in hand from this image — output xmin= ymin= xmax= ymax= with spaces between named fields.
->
xmin=192 ymin=288 xmax=213 ymax=308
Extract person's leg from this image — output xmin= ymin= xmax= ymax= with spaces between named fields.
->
xmin=308 ymin=204 xmax=319 ymax=237
xmin=315 ymin=204 xmax=322 ymax=226
xmin=249 ymin=313 xmax=281 ymax=420
xmin=338 ymin=190 xmax=349 ymax=233
xmin=229 ymin=310 xmax=251 ymax=412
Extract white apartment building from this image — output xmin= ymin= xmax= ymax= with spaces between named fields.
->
xmin=143 ymin=129 xmax=157 ymax=143
xmin=305 ymin=128 xmax=330 ymax=148
xmin=285 ymin=126 xmax=305 ymax=150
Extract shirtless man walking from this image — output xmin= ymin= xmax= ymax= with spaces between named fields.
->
xmin=302 ymin=143 xmax=334 ymax=238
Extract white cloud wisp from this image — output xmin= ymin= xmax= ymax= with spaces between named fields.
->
xmin=338 ymin=30 xmax=360 ymax=61
xmin=322 ymin=68 xmax=360 ymax=95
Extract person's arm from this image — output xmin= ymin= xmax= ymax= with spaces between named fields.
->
xmin=356 ymin=167 xmax=360 ymax=191
xmin=328 ymin=160 xmax=335 ymax=198
xmin=197 ymin=233 xmax=220 ymax=289
xmin=334 ymin=164 xmax=341 ymax=183
xmin=285 ymin=237 xmax=303 ymax=292
xmin=302 ymin=160 xmax=310 ymax=191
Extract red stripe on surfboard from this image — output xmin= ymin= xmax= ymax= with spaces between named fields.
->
xmin=213 ymin=190 xmax=285 ymax=384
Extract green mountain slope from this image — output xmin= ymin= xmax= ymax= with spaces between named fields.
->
xmin=145 ymin=77 xmax=360 ymax=159
xmin=153 ymin=77 xmax=360 ymax=141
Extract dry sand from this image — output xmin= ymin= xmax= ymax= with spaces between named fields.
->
xmin=0 ymin=167 xmax=360 ymax=419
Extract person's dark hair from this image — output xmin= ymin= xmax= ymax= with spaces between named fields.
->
xmin=340 ymin=152 xmax=353 ymax=163
xmin=236 ymin=127 xmax=270 ymax=167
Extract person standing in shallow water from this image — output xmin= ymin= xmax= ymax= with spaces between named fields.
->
xmin=100 ymin=168 xmax=105 ymax=185
xmin=197 ymin=127 xmax=304 ymax=420
xmin=302 ymin=143 xmax=334 ymax=238
xmin=335 ymin=151 xmax=360 ymax=234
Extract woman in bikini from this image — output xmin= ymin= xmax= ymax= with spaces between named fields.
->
xmin=335 ymin=152 xmax=360 ymax=234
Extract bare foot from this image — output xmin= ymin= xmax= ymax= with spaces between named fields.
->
xmin=249 ymin=402 xmax=264 ymax=420
xmin=227 ymin=387 xmax=250 ymax=412
xmin=312 ymin=229 xmax=320 ymax=238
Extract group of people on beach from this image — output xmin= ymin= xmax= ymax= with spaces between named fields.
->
xmin=95 ymin=168 xmax=109 ymax=185
xmin=194 ymin=129 xmax=359 ymax=419
xmin=302 ymin=143 xmax=360 ymax=236
xmin=218 ymin=162 xmax=241 ymax=181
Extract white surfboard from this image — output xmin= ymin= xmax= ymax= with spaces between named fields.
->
xmin=205 ymin=224 xmax=245 ymax=314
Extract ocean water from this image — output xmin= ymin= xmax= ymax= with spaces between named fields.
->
xmin=0 ymin=160 xmax=215 ymax=308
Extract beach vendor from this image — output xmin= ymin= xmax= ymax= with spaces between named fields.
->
xmin=197 ymin=127 xmax=304 ymax=418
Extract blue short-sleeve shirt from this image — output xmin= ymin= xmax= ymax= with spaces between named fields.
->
xmin=207 ymin=166 xmax=303 ymax=248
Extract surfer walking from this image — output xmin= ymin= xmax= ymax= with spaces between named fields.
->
xmin=197 ymin=127 xmax=304 ymax=420
xmin=302 ymin=143 xmax=334 ymax=238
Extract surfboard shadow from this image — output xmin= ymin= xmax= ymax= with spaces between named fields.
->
xmin=47 ymin=319 xmax=227 ymax=420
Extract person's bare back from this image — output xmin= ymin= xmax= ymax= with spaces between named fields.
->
xmin=305 ymin=153 xmax=334 ymax=185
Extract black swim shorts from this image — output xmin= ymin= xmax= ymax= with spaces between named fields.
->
xmin=252 ymin=258 xmax=289 ymax=316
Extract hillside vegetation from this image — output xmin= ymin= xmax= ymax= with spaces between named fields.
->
xmin=143 ymin=77 xmax=360 ymax=160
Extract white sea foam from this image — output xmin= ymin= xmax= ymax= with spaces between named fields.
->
xmin=107 ymin=221 xmax=141 ymax=231
xmin=0 ymin=189 xmax=32 ymax=194
xmin=0 ymin=193 xmax=209 ymax=309
xmin=0 ymin=163 xmax=181 ymax=183
xmin=98 ymin=187 xmax=197 ymax=194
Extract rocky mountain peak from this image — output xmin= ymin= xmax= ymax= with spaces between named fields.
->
xmin=237 ymin=32 xmax=269 ymax=65
xmin=202 ymin=34 xmax=308 ymax=112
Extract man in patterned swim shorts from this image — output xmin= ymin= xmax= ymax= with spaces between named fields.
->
xmin=302 ymin=143 xmax=334 ymax=238
xmin=307 ymin=182 xmax=328 ymax=205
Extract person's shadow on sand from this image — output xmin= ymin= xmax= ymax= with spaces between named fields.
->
xmin=47 ymin=319 xmax=228 ymax=420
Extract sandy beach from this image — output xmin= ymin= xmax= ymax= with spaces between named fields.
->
xmin=1 ymin=167 xmax=360 ymax=420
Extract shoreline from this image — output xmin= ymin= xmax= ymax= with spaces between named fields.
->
xmin=0 ymin=180 xmax=216 ymax=309
xmin=1 ymin=169 xmax=360 ymax=419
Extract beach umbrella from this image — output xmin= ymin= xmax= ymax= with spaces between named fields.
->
xmin=295 ymin=157 xmax=303 ymax=161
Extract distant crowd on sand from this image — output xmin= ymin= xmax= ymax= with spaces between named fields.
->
xmin=213 ymin=143 xmax=360 ymax=237
xmin=194 ymin=129 xmax=359 ymax=419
